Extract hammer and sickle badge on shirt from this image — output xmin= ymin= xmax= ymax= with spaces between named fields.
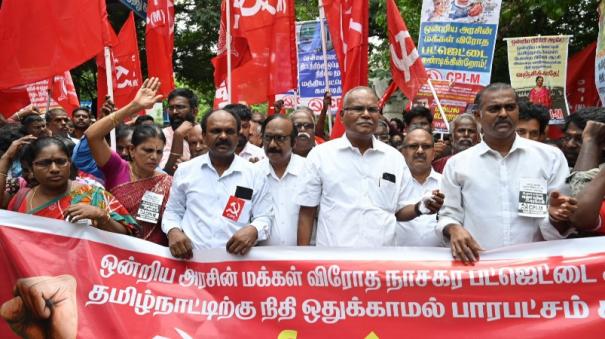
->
xmin=222 ymin=186 xmax=254 ymax=222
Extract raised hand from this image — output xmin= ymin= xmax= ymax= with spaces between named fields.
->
xmin=133 ymin=77 xmax=163 ymax=110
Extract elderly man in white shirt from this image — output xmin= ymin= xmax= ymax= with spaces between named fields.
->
xmin=223 ymin=103 xmax=265 ymax=162
xmin=296 ymin=87 xmax=443 ymax=247
xmin=397 ymin=129 xmax=443 ymax=246
xmin=438 ymin=83 xmax=578 ymax=264
xmin=162 ymin=109 xmax=273 ymax=259
xmin=256 ymin=115 xmax=305 ymax=245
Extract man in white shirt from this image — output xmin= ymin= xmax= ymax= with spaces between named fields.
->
xmin=256 ymin=115 xmax=305 ymax=245
xmin=296 ymin=86 xmax=443 ymax=247
xmin=397 ymin=129 xmax=443 ymax=246
xmin=438 ymin=83 xmax=577 ymax=264
xmin=223 ymin=103 xmax=265 ymax=162
xmin=162 ymin=109 xmax=273 ymax=258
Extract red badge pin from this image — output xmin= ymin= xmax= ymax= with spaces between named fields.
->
xmin=222 ymin=196 xmax=245 ymax=222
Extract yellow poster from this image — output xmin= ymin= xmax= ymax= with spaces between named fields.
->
xmin=506 ymin=35 xmax=570 ymax=123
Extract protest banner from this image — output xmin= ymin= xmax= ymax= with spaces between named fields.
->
xmin=277 ymin=20 xmax=343 ymax=115
xmin=417 ymin=0 xmax=502 ymax=86
xmin=119 ymin=0 xmax=147 ymax=19
xmin=506 ymin=36 xmax=571 ymax=124
xmin=1 ymin=210 xmax=605 ymax=338
xmin=567 ymin=42 xmax=601 ymax=113
xmin=596 ymin=0 xmax=605 ymax=105
xmin=412 ymin=80 xmax=483 ymax=132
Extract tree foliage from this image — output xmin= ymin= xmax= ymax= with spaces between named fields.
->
xmin=71 ymin=0 xmax=601 ymax=107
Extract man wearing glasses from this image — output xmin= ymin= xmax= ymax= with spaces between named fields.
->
xmin=438 ymin=83 xmax=576 ymax=264
xmin=256 ymin=115 xmax=304 ymax=245
xmin=296 ymin=87 xmax=442 ymax=247
xmin=396 ymin=128 xmax=444 ymax=246
xmin=291 ymin=107 xmax=323 ymax=158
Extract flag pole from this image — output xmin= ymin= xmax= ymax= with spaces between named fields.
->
xmin=104 ymin=46 xmax=116 ymax=150
xmin=427 ymin=79 xmax=450 ymax=134
xmin=46 ymin=77 xmax=53 ymax=112
xmin=318 ymin=0 xmax=332 ymax=135
xmin=226 ymin=0 xmax=233 ymax=103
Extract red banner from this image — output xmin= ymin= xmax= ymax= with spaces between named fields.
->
xmin=1 ymin=210 xmax=605 ymax=338
xmin=413 ymin=80 xmax=484 ymax=132
xmin=567 ymin=42 xmax=601 ymax=113
xmin=324 ymin=0 xmax=369 ymax=138
xmin=212 ymin=0 xmax=298 ymax=105
xmin=0 ymin=72 xmax=80 ymax=116
xmin=146 ymin=0 xmax=175 ymax=97
xmin=97 ymin=12 xmax=144 ymax=112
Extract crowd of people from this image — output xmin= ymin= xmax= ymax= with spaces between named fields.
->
xmin=1 ymin=77 xmax=604 ymax=264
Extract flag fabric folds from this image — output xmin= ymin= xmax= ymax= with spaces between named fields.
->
xmin=211 ymin=0 xmax=298 ymax=105
xmin=0 ymin=0 xmax=113 ymax=89
xmin=387 ymin=0 xmax=428 ymax=102
xmin=323 ymin=0 xmax=369 ymax=138
xmin=146 ymin=0 xmax=176 ymax=97
xmin=97 ymin=12 xmax=144 ymax=112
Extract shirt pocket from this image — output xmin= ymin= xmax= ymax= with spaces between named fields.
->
xmin=369 ymin=178 xmax=397 ymax=211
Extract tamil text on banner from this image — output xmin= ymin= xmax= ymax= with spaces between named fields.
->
xmin=506 ymin=36 xmax=571 ymax=124
xmin=119 ymin=0 xmax=148 ymax=19
xmin=2 ymin=210 xmax=605 ymax=338
xmin=412 ymin=80 xmax=484 ymax=132
xmin=276 ymin=20 xmax=343 ymax=114
xmin=595 ymin=0 xmax=605 ymax=105
xmin=567 ymin=42 xmax=601 ymax=113
xmin=417 ymin=0 xmax=502 ymax=86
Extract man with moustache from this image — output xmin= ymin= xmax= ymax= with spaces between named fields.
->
xmin=71 ymin=107 xmax=92 ymax=140
xmin=397 ymin=128 xmax=444 ymax=246
xmin=160 ymin=88 xmax=198 ymax=168
xmin=296 ymin=87 xmax=442 ymax=247
xmin=291 ymin=107 xmax=323 ymax=158
xmin=162 ymin=109 xmax=273 ymax=259
xmin=46 ymin=108 xmax=72 ymax=139
xmin=438 ymin=83 xmax=576 ymax=264
xmin=223 ymin=103 xmax=265 ymax=162
xmin=432 ymin=113 xmax=480 ymax=173
xmin=256 ymin=115 xmax=304 ymax=245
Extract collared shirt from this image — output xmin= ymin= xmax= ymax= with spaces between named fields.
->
xmin=437 ymin=136 xmax=571 ymax=250
xmin=396 ymin=169 xmax=442 ymax=246
xmin=239 ymin=141 xmax=265 ymax=162
xmin=160 ymin=127 xmax=191 ymax=168
xmin=162 ymin=153 xmax=273 ymax=249
xmin=256 ymin=154 xmax=306 ymax=246
xmin=296 ymin=135 xmax=409 ymax=247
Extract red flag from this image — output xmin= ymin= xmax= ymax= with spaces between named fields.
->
xmin=97 ymin=12 xmax=143 ymax=112
xmin=323 ymin=0 xmax=369 ymax=138
xmin=211 ymin=0 xmax=298 ymax=105
xmin=378 ymin=81 xmax=398 ymax=110
xmin=387 ymin=0 xmax=428 ymax=102
xmin=146 ymin=0 xmax=175 ymax=97
xmin=567 ymin=42 xmax=601 ymax=113
xmin=0 ymin=89 xmax=30 ymax=118
xmin=0 ymin=0 xmax=114 ymax=89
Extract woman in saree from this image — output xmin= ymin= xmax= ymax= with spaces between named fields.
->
xmin=0 ymin=136 xmax=138 ymax=235
xmin=528 ymin=76 xmax=552 ymax=109
xmin=85 ymin=78 xmax=172 ymax=245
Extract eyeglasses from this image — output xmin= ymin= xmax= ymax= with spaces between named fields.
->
xmin=344 ymin=106 xmax=380 ymax=114
xmin=403 ymin=143 xmax=434 ymax=151
xmin=262 ymin=134 xmax=290 ymax=144
xmin=485 ymin=103 xmax=518 ymax=114
xmin=32 ymin=158 xmax=70 ymax=168
xmin=294 ymin=122 xmax=314 ymax=130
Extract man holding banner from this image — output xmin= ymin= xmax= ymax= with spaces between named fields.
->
xmin=438 ymin=84 xmax=577 ymax=264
